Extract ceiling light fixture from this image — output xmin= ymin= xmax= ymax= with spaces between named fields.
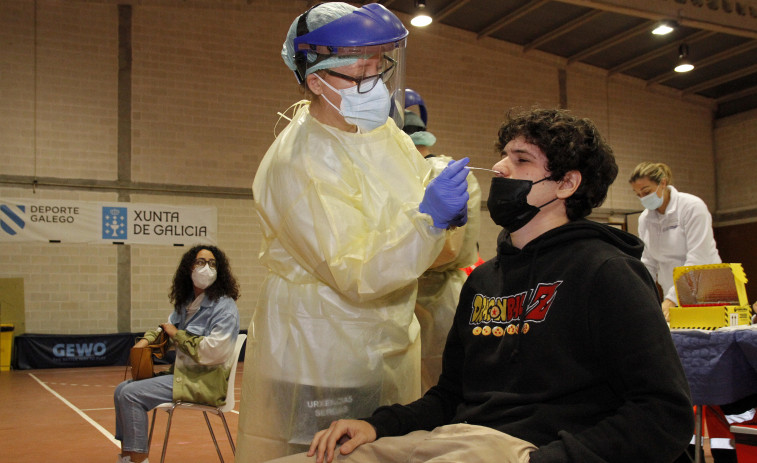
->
xmin=411 ymin=0 xmax=432 ymax=27
xmin=674 ymin=43 xmax=694 ymax=73
xmin=652 ymin=20 xmax=676 ymax=35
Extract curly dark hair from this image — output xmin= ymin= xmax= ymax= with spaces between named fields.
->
xmin=495 ymin=108 xmax=618 ymax=220
xmin=169 ymin=245 xmax=240 ymax=312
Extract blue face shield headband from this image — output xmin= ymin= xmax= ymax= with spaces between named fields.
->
xmin=293 ymin=3 xmax=408 ymax=84
xmin=404 ymin=88 xmax=428 ymax=127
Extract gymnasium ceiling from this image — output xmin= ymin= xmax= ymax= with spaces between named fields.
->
xmin=368 ymin=0 xmax=757 ymax=119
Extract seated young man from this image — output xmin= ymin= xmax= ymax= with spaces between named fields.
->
xmin=269 ymin=108 xmax=695 ymax=463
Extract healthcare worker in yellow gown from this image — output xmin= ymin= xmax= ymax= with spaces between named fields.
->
xmin=402 ymin=93 xmax=482 ymax=392
xmin=235 ymin=4 xmax=470 ymax=462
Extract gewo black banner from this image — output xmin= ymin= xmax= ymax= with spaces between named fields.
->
xmin=14 ymin=332 xmax=135 ymax=369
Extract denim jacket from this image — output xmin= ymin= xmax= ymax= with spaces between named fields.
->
xmin=144 ymin=294 xmax=239 ymax=407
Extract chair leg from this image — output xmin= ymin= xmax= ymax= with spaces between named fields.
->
xmin=203 ymin=411 xmax=224 ymax=463
xmin=148 ymin=409 xmax=157 ymax=448
xmin=148 ymin=405 xmax=236 ymax=462
xmin=218 ymin=412 xmax=235 ymax=455
xmin=160 ymin=408 xmax=175 ymax=463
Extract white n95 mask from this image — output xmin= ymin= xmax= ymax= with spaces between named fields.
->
xmin=314 ymin=73 xmax=391 ymax=132
xmin=192 ymin=264 xmax=217 ymax=289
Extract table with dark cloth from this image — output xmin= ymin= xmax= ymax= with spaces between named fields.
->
xmin=672 ymin=327 xmax=757 ymax=405
xmin=671 ymin=326 xmax=757 ymax=462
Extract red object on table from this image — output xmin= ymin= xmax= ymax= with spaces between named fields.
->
xmin=731 ymin=424 xmax=757 ymax=462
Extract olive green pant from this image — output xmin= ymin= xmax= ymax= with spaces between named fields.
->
xmin=265 ymin=423 xmax=536 ymax=463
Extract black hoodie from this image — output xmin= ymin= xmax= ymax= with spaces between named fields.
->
xmin=366 ymin=219 xmax=694 ymax=462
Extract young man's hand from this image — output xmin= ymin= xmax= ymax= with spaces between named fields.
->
xmin=307 ymin=419 xmax=377 ymax=463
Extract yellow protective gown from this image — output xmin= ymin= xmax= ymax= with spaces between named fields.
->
xmin=415 ymin=155 xmax=481 ymax=392
xmin=236 ymin=102 xmax=446 ymax=463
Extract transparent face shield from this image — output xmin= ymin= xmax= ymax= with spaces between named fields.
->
xmin=298 ymin=40 xmax=407 ymax=128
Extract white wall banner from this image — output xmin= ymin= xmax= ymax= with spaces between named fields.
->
xmin=0 ymin=199 xmax=217 ymax=246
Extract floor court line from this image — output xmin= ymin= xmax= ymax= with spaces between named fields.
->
xmin=28 ymin=372 xmax=121 ymax=448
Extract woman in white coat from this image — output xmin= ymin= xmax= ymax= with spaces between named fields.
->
xmin=629 ymin=161 xmax=721 ymax=321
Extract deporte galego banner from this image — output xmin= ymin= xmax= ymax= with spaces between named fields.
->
xmin=0 ymin=198 xmax=217 ymax=246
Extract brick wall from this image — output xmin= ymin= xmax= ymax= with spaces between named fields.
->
xmin=714 ymin=110 xmax=757 ymax=215
xmin=0 ymin=188 xmax=120 ymax=333
xmin=128 ymin=195 xmax=261 ymax=332
xmin=130 ymin=3 xmax=301 ymax=188
xmin=1 ymin=0 xmax=754 ymax=333
xmin=0 ymin=1 xmax=118 ymax=181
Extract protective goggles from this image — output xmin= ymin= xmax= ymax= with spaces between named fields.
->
xmin=323 ymin=55 xmax=396 ymax=94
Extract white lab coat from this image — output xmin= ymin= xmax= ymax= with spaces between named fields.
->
xmin=638 ymin=185 xmax=721 ymax=303
xmin=236 ymin=103 xmax=446 ymax=462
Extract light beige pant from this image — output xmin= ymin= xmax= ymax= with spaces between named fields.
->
xmin=265 ymin=423 xmax=536 ymax=463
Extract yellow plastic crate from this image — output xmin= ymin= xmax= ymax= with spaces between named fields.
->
xmin=670 ymin=263 xmax=752 ymax=330
xmin=0 ymin=324 xmax=13 ymax=371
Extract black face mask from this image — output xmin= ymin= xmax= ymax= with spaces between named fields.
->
xmin=487 ymin=176 xmax=555 ymax=232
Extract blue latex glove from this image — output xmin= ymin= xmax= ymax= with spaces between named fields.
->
xmin=420 ymin=157 xmax=470 ymax=229
xmin=448 ymin=204 xmax=468 ymax=228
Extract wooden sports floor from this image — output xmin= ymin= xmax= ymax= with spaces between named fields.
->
xmin=0 ymin=363 xmax=716 ymax=463
xmin=0 ymin=364 xmax=242 ymax=463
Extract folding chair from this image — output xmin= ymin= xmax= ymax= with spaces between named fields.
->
xmin=148 ymin=334 xmax=246 ymax=463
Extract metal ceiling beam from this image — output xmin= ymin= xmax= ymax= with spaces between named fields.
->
xmin=717 ymin=84 xmax=757 ymax=103
xmin=377 ymin=0 xmax=469 ymax=22
xmin=524 ymin=10 xmax=604 ymax=52
xmin=682 ymin=63 xmax=757 ymax=95
xmin=647 ymin=39 xmax=757 ymax=85
xmin=566 ymin=20 xmax=655 ymax=64
xmin=477 ymin=0 xmax=550 ymax=39
xmin=435 ymin=0 xmax=472 ymax=22
xmin=607 ymin=30 xmax=715 ymax=76
xmin=552 ymin=0 xmax=757 ymax=40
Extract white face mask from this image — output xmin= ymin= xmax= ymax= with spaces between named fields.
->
xmin=640 ymin=186 xmax=664 ymax=210
xmin=192 ymin=264 xmax=217 ymax=289
xmin=314 ymin=73 xmax=391 ymax=132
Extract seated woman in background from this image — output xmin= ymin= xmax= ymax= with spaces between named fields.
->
xmin=114 ymin=244 xmax=240 ymax=463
